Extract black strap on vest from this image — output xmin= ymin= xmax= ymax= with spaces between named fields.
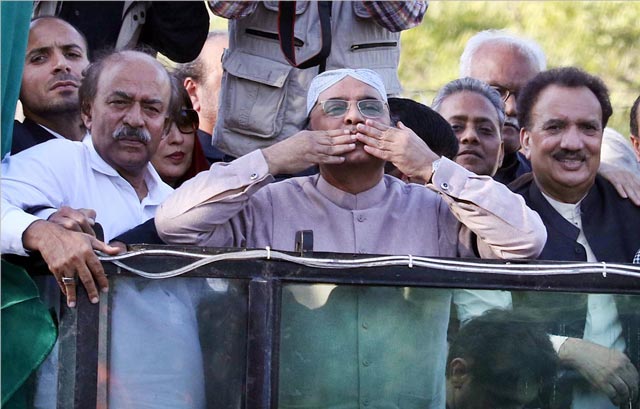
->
xmin=278 ymin=1 xmax=332 ymax=71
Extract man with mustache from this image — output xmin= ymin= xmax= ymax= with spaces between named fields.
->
xmin=2 ymin=49 xmax=173 ymax=307
xmin=461 ymin=30 xmax=640 ymax=204
xmin=2 ymin=50 xmax=210 ymax=408
xmin=12 ymin=16 xmax=89 ymax=154
xmin=511 ymin=67 xmax=640 ymax=409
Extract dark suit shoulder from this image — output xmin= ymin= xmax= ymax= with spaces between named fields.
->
xmin=11 ymin=119 xmax=56 ymax=154
xmin=582 ymin=175 xmax=640 ymax=262
xmin=592 ymin=174 xmax=640 ymax=208
xmin=508 ymin=172 xmax=534 ymax=195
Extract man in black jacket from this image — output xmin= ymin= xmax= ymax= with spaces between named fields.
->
xmin=12 ymin=16 xmax=89 ymax=154
xmin=511 ymin=67 xmax=640 ymax=409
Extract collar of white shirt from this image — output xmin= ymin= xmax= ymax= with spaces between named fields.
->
xmin=83 ymin=135 xmax=172 ymax=206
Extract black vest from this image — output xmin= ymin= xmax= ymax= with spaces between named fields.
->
xmin=511 ymin=174 xmax=640 ymax=408
xmin=512 ymin=175 xmax=640 ymax=347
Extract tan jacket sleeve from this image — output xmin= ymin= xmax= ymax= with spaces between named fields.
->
xmin=155 ymin=150 xmax=272 ymax=246
xmin=429 ymin=157 xmax=546 ymax=259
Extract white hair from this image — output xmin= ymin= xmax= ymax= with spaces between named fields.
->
xmin=459 ymin=29 xmax=547 ymax=77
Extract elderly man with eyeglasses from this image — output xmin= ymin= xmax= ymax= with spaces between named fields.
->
xmin=155 ymin=68 xmax=546 ymax=408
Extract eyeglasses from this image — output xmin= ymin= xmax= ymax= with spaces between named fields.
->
xmin=317 ymin=99 xmax=387 ymax=118
xmin=174 ymin=108 xmax=199 ymax=134
xmin=490 ymin=85 xmax=518 ymax=103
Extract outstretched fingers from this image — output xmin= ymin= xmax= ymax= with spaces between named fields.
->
xmin=355 ymin=121 xmax=392 ymax=160
xmin=310 ymin=129 xmax=357 ymax=163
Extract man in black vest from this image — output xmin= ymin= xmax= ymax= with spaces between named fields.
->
xmin=511 ymin=67 xmax=640 ymax=409
xmin=12 ymin=17 xmax=90 ymax=154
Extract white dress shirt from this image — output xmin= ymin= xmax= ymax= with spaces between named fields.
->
xmin=1 ymin=137 xmax=172 ymax=253
xmin=543 ymin=193 xmax=624 ymax=409
xmin=1 ymin=136 xmax=210 ymax=409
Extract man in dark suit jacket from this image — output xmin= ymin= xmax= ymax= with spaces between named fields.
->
xmin=11 ymin=16 xmax=89 ymax=154
xmin=510 ymin=67 xmax=640 ymax=409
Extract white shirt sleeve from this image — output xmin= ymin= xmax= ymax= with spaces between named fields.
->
xmin=1 ymin=141 xmax=76 ymax=255
xmin=453 ymin=289 xmax=513 ymax=324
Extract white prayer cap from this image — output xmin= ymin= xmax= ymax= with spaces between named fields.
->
xmin=306 ymin=68 xmax=387 ymax=116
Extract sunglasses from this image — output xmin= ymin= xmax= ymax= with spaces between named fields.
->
xmin=317 ymin=99 xmax=387 ymax=118
xmin=174 ymin=108 xmax=199 ymax=134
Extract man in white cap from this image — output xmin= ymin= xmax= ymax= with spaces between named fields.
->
xmin=156 ymin=68 xmax=546 ymax=408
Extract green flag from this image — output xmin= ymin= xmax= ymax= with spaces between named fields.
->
xmin=1 ymin=1 xmax=31 ymax=157
xmin=2 ymin=261 xmax=57 ymax=407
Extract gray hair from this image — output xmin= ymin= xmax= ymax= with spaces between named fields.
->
xmin=432 ymin=77 xmax=506 ymax=129
xmin=459 ymin=29 xmax=546 ymax=77
xmin=173 ymin=31 xmax=228 ymax=83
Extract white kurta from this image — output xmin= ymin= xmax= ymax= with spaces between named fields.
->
xmin=157 ymin=150 xmax=546 ymax=409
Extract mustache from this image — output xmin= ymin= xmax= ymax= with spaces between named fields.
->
xmin=552 ymin=149 xmax=586 ymax=161
xmin=112 ymin=125 xmax=151 ymax=143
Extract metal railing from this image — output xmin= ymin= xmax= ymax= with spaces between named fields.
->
xmin=39 ymin=245 xmax=640 ymax=408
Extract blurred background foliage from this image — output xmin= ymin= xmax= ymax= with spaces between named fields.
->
xmin=210 ymin=1 xmax=639 ymax=135
xmin=399 ymin=1 xmax=640 ymax=136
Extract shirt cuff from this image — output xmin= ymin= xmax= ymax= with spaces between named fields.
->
xmin=1 ymin=210 xmax=42 ymax=256
xmin=430 ymin=157 xmax=473 ymax=195
xmin=209 ymin=149 xmax=273 ymax=199
xmin=550 ymin=334 xmax=569 ymax=353
xmin=34 ymin=208 xmax=57 ymax=221
xmin=237 ymin=150 xmax=271 ymax=185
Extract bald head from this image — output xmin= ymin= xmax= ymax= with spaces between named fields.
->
xmin=460 ymin=30 xmax=545 ymax=78
xmin=80 ymin=50 xmax=172 ymax=179
xmin=80 ymin=50 xmax=171 ymax=117
xmin=28 ymin=16 xmax=88 ymax=52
